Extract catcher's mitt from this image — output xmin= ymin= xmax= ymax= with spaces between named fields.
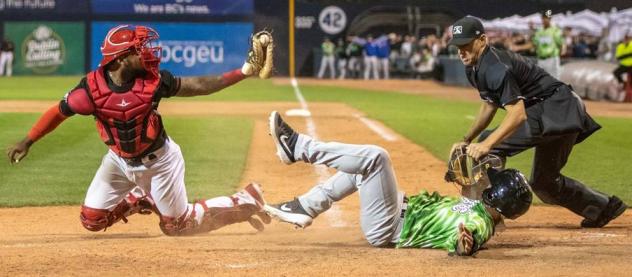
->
xmin=244 ymin=30 xmax=274 ymax=79
xmin=445 ymin=145 xmax=503 ymax=187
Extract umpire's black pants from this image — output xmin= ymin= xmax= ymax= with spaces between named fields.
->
xmin=479 ymin=129 xmax=610 ymax=222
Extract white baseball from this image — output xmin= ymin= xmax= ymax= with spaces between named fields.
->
xmin=259 ymin=34 xmax=271 ymax=47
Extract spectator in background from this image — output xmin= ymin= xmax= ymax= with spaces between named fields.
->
xmin=335 ymin=38 xmax=348 ymax=79
xmin=613 ymin=33 xmax=632 ymax=87
xmin=346 ymin=36 xmax=363 ymax=79
xmin=376 ymin=34 xmax=392 ymax=79
xmin=533 ymin=10 xmax=565 ymax=78
xmin=510 ymin=32 xmax=533 ymax=56
xmin=410 ymin=46 xmax=435 ymax=79
xmin=353 ymin=35 xmax=380 ymax=80
xmin=490 ymin=35 xmax=507 ymax=50
xmin=0 ymin=38 xmax=15 ymax=77
xmin=596 ymin=27 xmax=613 ymax=62
xmin=562 ymin=27 xmax=574 ymax=58
xmin=400 ymin=35 xmax=414 ymax=58
xmin=572 ymin=35 xmax=592 ymax=58
xmin=317 ymin=37 xmax=336 ymax=79
xmin=514 ymin=10 xmax=564 ymax=78
xmin=425 ymin=34 xmax=443 ymax=57
xmin=441 ymin=25 xmax=458 ymax=56
xmin=389 ymin=33 xmax=403 ymax=60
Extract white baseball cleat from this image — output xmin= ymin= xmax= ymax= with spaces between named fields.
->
xmin=264 ymin=198 xmax=313 ymax=229
xmin=269 ymin=111 xmax=298 ymax=164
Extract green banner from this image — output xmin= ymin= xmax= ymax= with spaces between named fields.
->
xmin=4 ymin=22 xmax=85 ymax=75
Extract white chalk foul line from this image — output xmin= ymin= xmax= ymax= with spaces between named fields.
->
xmin=289 ymin=78 xmax=347 ymax=228
xmin=353 ymin=114 xmax=398 ymax=142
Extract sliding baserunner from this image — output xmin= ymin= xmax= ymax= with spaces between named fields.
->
xmin=264 ymin=111 xmax=532 ymax=256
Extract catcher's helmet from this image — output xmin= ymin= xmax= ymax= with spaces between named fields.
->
xmin=99 ymin=25 xmax=161 ymax=76
xmin=482 ymin=168 xmax=532 ymax=219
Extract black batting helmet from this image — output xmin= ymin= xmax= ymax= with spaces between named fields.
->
xmin=482 ymin=168 xmax=532 ymax=219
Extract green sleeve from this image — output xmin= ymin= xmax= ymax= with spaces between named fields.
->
xmin=532 ymin=31 xmax=539 ymax=46
xmin=555 ymin=28 xmax=564 ymax=48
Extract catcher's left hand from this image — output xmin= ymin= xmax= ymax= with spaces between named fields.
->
xmin=241 ymin=30 xmax=274 ymax=79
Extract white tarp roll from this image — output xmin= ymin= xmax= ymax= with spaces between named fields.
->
xmin=560 ymin=61 xmax=626 ymax=102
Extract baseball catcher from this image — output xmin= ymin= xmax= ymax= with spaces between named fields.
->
xmin=6 ymin=25 xmax=274 ymax=235
xmin=264 ymin=111 xmax=532 ymax=256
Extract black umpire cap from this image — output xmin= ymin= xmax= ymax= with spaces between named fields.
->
xmin=447 ymin=16 xmax=485 ymax=46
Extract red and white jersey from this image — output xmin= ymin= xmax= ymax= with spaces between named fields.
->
xmin=60 ymin=69 xmax=181 ymax=158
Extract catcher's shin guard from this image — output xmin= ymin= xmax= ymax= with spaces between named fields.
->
xmin=159 ymin=183 xmax=271 ymax=236
xmin=198 ymin=183 xmax=271 ymax=232
xmin=80 ymin=192 xmax=156 ymax=232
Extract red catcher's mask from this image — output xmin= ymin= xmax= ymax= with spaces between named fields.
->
xmin=99 ymin=25 xmax=162 ymax=77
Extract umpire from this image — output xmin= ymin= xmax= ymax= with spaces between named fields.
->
xmin=447 ymin=16 xmax=627 ymax=228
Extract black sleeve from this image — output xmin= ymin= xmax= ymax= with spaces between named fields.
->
xmin=156 ymin=70 xmax=181 ymax=98
xmin=59 ymin=77 xmax=88 ymax=116
xmin=486 ymin=65 xmax=523 ymax=107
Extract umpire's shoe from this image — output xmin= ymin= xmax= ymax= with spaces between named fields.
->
xmin=264 ymin=198 xmax=313 ymax=228
xmin=269 ymin=111 xmax=298 ymax=164
xmin=581 ymin=196 xmax=628 ymax=228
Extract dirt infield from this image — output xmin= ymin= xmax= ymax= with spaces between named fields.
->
xmin=1 ymin=83 xmax=631 ymax=275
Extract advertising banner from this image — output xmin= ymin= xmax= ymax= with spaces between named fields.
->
xmin=91 ymin=22 xmax=253 ymax=76
xmin=91 ymin=0 xmax=253 ymax=16
xmin=0 ymin=0 xmax=89 ymax=15
xmin=4 ymin=22 xmax=85 ymax=75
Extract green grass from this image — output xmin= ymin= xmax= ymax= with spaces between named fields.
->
xmin=298 ymin=85 xmax=632 ymax=202
xmin=0 ymin=76 xmax=295 ymax=101
xmin=0 ymin=113 xmax=253 ymax=207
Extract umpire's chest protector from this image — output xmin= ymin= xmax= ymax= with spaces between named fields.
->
xmin=86 ymin=68 xmax=162 ymax=158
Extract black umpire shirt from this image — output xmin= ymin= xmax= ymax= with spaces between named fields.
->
xmin=466 ymin=46 xmax=564 ymax=108
xmin=465 ymin=46 xmax=600 ymax=144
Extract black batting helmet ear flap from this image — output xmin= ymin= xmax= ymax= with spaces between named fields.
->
xmin=483 ymin=168 xmax=533 ymax=219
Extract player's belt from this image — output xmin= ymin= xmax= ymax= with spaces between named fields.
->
xmin=537 ymin=54 xmax=557 ymax=60
xmin=391 ymin=196 xmax=409 ymax=245
xmin=123 ymin=135 xmax=168 ymax=166
xmin=400 ymin=196 xmax=409 ymax=219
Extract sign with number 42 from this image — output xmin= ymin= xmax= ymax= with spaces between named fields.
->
xmin=319 ymin=6 xmax=346 ymax=35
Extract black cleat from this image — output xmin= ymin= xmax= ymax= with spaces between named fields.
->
xmin=264 ymin=198 xmax=313 ymax=228
xmin=269 ymin=111 xmax=298 ymax=164
xmin=581 ymin=196 xmax=627 ymax=228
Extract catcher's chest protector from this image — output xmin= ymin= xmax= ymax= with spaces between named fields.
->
xmin=86 ymin=68 xmax=161 ymax=158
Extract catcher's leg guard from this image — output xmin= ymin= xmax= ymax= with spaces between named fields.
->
xmin=80 ymin=192 xmax=157 ymax=232
xmin=158 ymin=203 xmax=255 ymax=236
xmin=159 ymin=211 xmax=199 ymax=236
xmin=158 ymin=183 xmax=270 ymax=236
xmin=80 ymin=206 xmax=111 ymax=232
xmin=197 ymin=183 xmax=270 ymax=232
